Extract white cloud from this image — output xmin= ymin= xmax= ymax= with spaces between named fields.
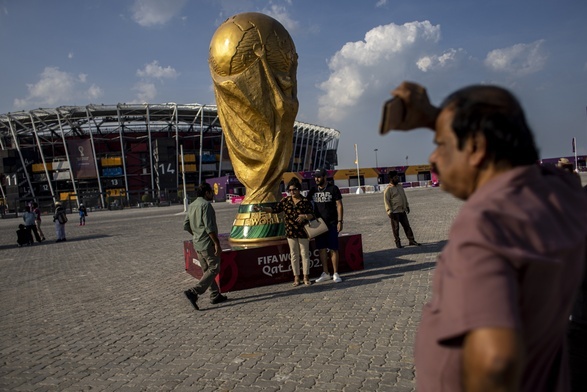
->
xmin=136 ymin=61 xmax=179 ymax=79
xmin=132 ymin=81 xmax=157 ymax=103
xmin=68 ymin=52 xmax=74 ymax=59
xmin=416 ymin=48 xmax=463 ymax=72
xmin=375 ymin=0 xmax=388 ymax=7
xmin=131 ymin=0 xmax=187 ymax=27
xmin=87 ymin=84 xmax=103 ymax=101
xmin=132 ymin=61 xmax=178 ymax=103
xmin=262 ymin=4 xmax=299 ymax=31
xmin=318 ymin=21 xmax=442 ymax=122
xmin=13 ymin=67 xmax=102 ymax=109
xmin=484 ymin=40 xmax=547 ymax=76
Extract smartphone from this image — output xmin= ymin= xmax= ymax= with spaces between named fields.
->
xmin=379 ymin=97 xmax=406 ymax=135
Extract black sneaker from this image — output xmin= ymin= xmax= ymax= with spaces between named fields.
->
xmin=396 ymin=244 xmax=404 ymax=249
xmin=184 ymin=289 xmax=199 ymax=310
xmin=409 ymin=241 xmax=422 ymax=246
xmin=210 ymin=294 xmax=228 ymax=305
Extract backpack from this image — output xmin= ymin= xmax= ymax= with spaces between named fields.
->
xmin=56 ymin=211 xmax=68 ymax=224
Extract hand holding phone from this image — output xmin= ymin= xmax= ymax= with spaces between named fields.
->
xmin=379 ymin=97 xmax=406 ymax=135
xmin=379 ymin=82 xmax=440 ymax=134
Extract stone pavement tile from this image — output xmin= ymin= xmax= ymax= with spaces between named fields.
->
xmin=0 ymin=188 xmax=461 ymax=391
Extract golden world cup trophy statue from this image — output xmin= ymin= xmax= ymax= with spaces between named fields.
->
xmin=209 ymin=12 xmax=299 ymax=242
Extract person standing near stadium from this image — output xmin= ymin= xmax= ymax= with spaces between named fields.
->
xmin=53 ymin=201 xmax=67 ymax=242
xmin=183 ymin=182 xmax=228 ymax=310
xmin=384 ymin=175 xmax=421 ymax=248
xmin=22 ymin=206 xmax=40 ymax=244
xmin=307 ymin=168 xmax=344 ymax=283
xmin=78 ymin=203 xmax=87 ymax=226
xmin=32 ymin=202 xmax=45 ymax=241
xmin=255 ymin=177 xmax=315 ymax=286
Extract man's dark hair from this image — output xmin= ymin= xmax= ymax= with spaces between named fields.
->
xmin=441 ymin=85 xmax=539 ymax=167
xmin=196 ymin=182 xmax=212 ymax=198
xmin=391 ymin=175 xmax=400 ymax=185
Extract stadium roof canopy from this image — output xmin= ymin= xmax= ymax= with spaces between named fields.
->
xmin=0 ymin=103 xmax=341 ymax=207
xmin=0 ymin=103 xmax=340 ymax=148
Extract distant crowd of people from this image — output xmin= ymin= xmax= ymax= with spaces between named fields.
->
xmin=15 ymin=201 xmax=88 ymax=246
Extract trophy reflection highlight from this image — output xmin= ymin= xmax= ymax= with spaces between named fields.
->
xmin=209 ymin=12 xmax=299 ymax=242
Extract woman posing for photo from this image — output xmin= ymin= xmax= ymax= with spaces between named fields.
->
xmin=255 ymin=178 xmax=314 ymax=286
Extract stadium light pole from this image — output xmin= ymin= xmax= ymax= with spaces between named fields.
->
xmin=374 ymin=148 xmax=378 ymax=167
xmin=355 ymin=144 xmax=363 ymax=194
xmin=180 ymin=144 xmax=188 ymax=211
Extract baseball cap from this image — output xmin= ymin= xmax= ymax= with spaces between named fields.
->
xmin=313 ymin=168 xmax=327 ymax=177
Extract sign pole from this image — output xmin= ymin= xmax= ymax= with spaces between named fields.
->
xmin=181 ymin=145 xmax=188 ymax=211
xmin=355 ymin=144 xmax=363 ymax=194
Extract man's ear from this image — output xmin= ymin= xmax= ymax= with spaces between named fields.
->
xmin=467 ymin=132 xmax=487 ymax=167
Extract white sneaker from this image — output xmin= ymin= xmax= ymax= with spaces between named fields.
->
xmin=333 ymin=273 xmax=342 ymax=283
xmin=315 ymin=272 xmax=331 ymax=283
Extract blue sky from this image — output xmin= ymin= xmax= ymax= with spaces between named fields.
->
xmin=1 ymin=0 xmax=586 ymax=169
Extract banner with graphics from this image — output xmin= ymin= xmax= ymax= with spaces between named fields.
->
xmin=184 ymin=233 xmax=364 ymax=292
xmin=67 ymin=139 xmax=97 ymax=179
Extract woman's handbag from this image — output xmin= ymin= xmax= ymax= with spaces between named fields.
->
xmin=304 ymin=217 xmax=328 ymax=239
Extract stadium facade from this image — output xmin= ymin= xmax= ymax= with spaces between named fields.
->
xmin=0 ymin=103 xmax=339 ymax=210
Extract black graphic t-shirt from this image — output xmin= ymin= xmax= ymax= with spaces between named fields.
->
xmin=273 ymin=196 xmax=314 ymax=239
xmin=307 ymin=183 xmax=342 ymax=226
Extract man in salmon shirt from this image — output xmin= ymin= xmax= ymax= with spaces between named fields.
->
xmin=382 ymin=82 xmax=587 ymax=391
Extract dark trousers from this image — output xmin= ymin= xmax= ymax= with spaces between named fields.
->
xmin=25 ymin=225 xmax=41 ymax=243
xmin=390 ymin=212 xmax=415 ymax=246
xmin=194 ymin=244 xmax=221 ymax=299
xmin=569 ymin=322 xmax=587 ymax=392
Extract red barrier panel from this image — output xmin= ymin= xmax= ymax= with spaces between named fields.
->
xmin=184 ymin=233 xmax=364 ymax=292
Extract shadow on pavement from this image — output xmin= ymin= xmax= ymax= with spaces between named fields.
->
xmin=362 ymin=239 xmax=447 ymax=267
xmin=0 ymin=234 xmax=112 ymax=250
xmin=192 ymin=241 xmax=447 ymax=311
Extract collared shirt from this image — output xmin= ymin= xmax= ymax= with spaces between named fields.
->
xmin=184 ymin=197 xmax=218 ymax=252
xmin=383 ymin=184 xmax=409 ymax=214
xmin=272 ymin=195 xmax=314 ymax=238
xmin=415 ymin=165 xmax=587 ymax=392
xmin=23 ymin=211 xmax=36 ymax=226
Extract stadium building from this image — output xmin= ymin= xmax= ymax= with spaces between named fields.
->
xmin=0 ymin=103 xmax=340 ymax=211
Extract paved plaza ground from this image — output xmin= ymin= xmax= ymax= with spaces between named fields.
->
xmin=0 ymin=175 xmax=583 ymax=391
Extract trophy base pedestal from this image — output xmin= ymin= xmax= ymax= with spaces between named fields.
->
xmin=229 ymin=202 xmax=284 ymax=242
xmin=183 ymin=233 xmax=364 ymax=292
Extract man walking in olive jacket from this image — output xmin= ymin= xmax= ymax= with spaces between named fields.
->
xmin=384 ymin=175 xmax=421 ymax=248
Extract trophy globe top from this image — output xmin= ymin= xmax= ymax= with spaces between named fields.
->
xmin=209 ymin=12 xmax=297 ymax=78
